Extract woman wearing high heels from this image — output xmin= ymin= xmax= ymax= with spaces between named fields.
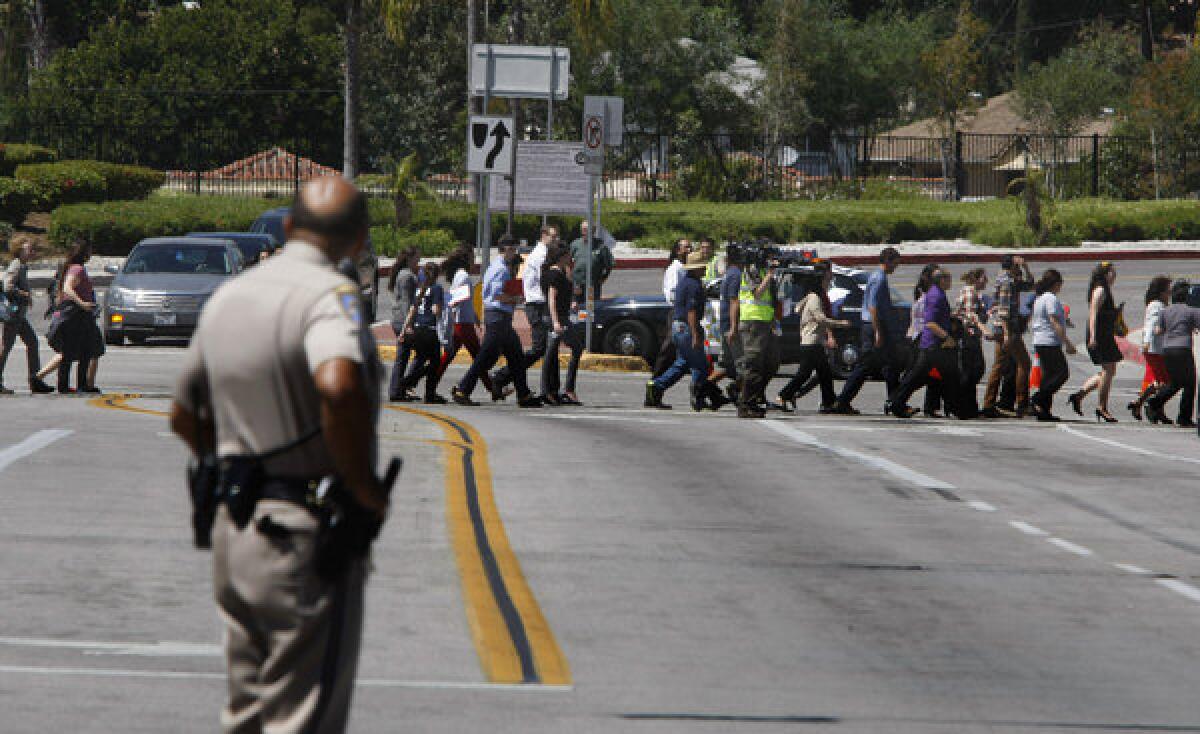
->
xmin=777 ymin=262 xmax=849 ymax=412
xmin=1029 ymin=269 xmax=1076 ymax=421
xmin=1068 ymin=262 xmax=1122 ymax=423
xmin=1129 ymin=276 xmax=1171 ymax=421
xmin=1144 ymin=280 xmax=1200 ymax=428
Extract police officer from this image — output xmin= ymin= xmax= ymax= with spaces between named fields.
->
xmin=737 ymin=250 xmax=781 ymax=419
xmin=170 ymin=178 xmax=389 ymax=734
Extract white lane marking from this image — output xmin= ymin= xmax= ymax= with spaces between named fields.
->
xmin=967 ymin=501 xmax=996 ymax=512
xmin=1113 ymin=563 xmax=1152 ymax=575
xmin=936 ymin=426 xmax=982 ymax=437
xmin=0 ymin=665 xmax=572 ymax=691
xmin=1156 ymin=579 xmax=1200 ymax=604
xmin=530 ymin=413 xmax=679 ymax=425
xmin=1048 ymin=537 xmax=1094 ymax=557
xmin=761 ymin=421 xmax=955 ymax=490
xmin=1010 ymin=521 xmax=1048 ymax=536
xmin=0 ymin=429 xmax=72 ymax=473
xmin=0 ymin=637 xmax=219 ymax=657
xmin=1058 ymin=424 xmax=1200 ymax=466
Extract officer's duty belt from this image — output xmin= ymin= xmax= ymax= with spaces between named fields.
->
xmin=258 ymin=477 xmax=323 ymax=507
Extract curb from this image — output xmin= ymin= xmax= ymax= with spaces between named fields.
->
xmin=376 ymin=344 xmax=649 ymax=374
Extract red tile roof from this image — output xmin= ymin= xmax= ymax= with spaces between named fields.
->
xmin=175 ymin=147 xmax=341 ymax=180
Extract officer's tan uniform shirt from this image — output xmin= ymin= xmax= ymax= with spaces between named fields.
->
xmin=174 ymin=239 xmax=371 ymax=478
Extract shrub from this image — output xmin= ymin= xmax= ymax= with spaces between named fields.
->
xmin=0 ymin=177 xmax=39 ymax=225
xmin=0 ymin=143 xmax=57 ymax=177
xmin=15 ymin=160 xmax=165 ymax=209
xmin=370 ymin=227 xmax=460 ymax=257
xmin=14 ymin=162 xmax=107 ymax=209
xmin=81 ymin=162 xmax=166 ymax=200
xmin=50 ymin=196 xmax=288 ymax=255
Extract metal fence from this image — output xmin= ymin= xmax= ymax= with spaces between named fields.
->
xmin=600 ymin=132 xmax=1200 ymax=203
xmin=4 ymin=122 xmax=1198 ymax=203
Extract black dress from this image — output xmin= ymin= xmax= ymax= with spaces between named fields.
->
xmin=1087 ymin=286 xmax=1122 ymax=365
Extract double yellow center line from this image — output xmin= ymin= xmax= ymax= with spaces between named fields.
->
xmin=91 ymin=394 xmax=570 ymax=687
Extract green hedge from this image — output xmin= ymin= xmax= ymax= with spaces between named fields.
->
xmin=14 ymin=163 xmax=107 ymax=209
xmin=14 ymin=160 xmax=165 ymax=210
xmin=0 ymin=143 xmax=57 ymax=177
xmin=48 ymin=194 xmax=1200 ymax=256
xmin=0 ymin=177 xmax=39 ymax=225
xmin=370 ymin=227 xmax=459 ymax=257
xmin=50 ymin=196 xmax=289 ymax=255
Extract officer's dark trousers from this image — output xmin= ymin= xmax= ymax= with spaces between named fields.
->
xmin=738 ymin=321 xmax=779 ymax=406
xmin=401 ymin=327 xmax=442 ymax=399
xmin=837 ymin=323 xmax=902 ymax=406
xmin=1148 ymin=347 xmax=1197 ymax=423
xmin=779 ymin=344 xmax=837 ymax=407
xmin=1032 ymin=345 xmax=1069 ymax=415
xmin=458 ymin=310 xmax=531 ymax=398
xmin=892 ymin=344 xmax=961 ymax=414
xmin=494 ymin=301 xmax=549 ymax=389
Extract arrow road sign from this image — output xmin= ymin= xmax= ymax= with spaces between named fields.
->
xmin=466 ymin=115 xmax=516 ymax=175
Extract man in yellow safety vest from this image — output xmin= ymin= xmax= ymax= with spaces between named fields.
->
xmin=736 ymin=253 xmax=782 ymax=418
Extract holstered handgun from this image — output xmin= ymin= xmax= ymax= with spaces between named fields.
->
xmin=314 ymin=457 xmax=402 ymax=582
xmin=187 ymin=384 xmax=220 ymax=549
xmin=188 ymin=454 xmax=220 ymax=549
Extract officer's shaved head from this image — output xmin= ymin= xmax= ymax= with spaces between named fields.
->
xmin=287 ymin=177 xmax=368 ymax=257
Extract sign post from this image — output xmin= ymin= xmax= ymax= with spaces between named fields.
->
xmin=467 ymin=114 xmax=515 ymax=268
xmin=581 ymin=96 xmax=623 ymax=352
xmin=468 ymin=44 xmax=570 ymax=270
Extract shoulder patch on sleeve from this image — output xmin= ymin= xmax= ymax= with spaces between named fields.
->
xmin=335 ymin=284 xmax=364 ymax=327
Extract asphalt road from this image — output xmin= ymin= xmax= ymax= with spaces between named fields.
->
xmin=2 ymin=259 xmax=1200 ymax=732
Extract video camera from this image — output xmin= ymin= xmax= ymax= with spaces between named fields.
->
xmin=727 ymin=240 xmax=821 ymax=271
xmin=727 ymin=240 xmax=784 ymax=270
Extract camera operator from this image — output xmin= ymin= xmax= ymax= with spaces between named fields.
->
xmin=736 ymin=247 xmax=782 ymax=419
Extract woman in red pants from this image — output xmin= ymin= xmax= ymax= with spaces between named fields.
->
xmin=437 ymin=247 xmax=493 ymax=392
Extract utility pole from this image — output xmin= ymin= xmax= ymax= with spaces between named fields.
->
xmin=467 ymin=0 xmax=476 ymax=115
xmin=1141 ymin=0 xmax=1154 ymax=61
xmin=468 ymin=0 xmax=479 ymax=247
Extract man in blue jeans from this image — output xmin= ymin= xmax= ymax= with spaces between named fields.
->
xmin=644 ymin=252 xmax=728 ymax=411
xmin=831 ymin=246 xmax=910 ymax=416
xmin=451 ymin=241 xmax=542 ymax=408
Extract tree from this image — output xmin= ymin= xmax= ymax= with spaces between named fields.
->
xmin=568 ymin=0 xmax=615 ymax=51
xmin=22 ymin=0 xmax=343 ymax=168
xmin=763 ymin=0 xmax=937 ymax=140
xmin=917 ymin=2 xmax=987 ymax=198
xmin=1014 ymin=23 xmax=1141 ymax=137
xmin=342 ymin=0 xmax=422 ymax=179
